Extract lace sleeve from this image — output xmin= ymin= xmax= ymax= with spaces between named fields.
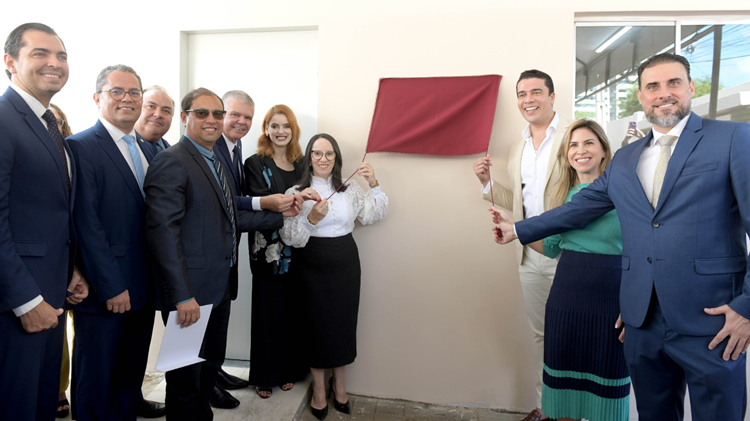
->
xmin=349 ymin=181 xmax=388 ymax=226
xmin=279 ymin=186 xmax=316 ymax=248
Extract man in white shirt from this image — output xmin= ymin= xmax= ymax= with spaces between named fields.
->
xmin=0 ymin=22 xmax=89 ymax=420
xmin=473 ymin=70 xmax=564 ymax=421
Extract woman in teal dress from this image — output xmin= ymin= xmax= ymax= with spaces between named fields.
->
xmin=494 ymin=119 xmax=629 ymax=421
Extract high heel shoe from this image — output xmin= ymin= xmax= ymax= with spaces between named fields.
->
xmin=328 ymin=377 xmax=351 ymax=414
xmin=310 ymin=404 xmax=328 ymax=420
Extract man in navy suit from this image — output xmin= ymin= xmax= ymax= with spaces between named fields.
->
xmin=495 ymin=53 xmax=750 ymax=420
xmin=135 ymin=85 xmax=173 ymax=154
xmin=67 ymin=64 xmax=160 ymax=421
xmin=0 ymin=22 xmax=88 ymax=420
xmin=145 ymin=88 xmax=289 ymax=420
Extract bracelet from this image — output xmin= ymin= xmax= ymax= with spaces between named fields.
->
xmin=370 ymin=180 xmax=380 ymax=188
xmin=307 ymin=215 xmax=317 ymax=226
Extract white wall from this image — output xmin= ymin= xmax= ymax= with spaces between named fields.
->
xmin=2 ymin=0 xmax=747 ymax=413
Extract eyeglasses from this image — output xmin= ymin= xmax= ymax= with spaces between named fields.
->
xmin=99 ymin=88 xmax=143 ymax=101
xmin=311 ymin=150 xmax=336 ymax=160
xmin=185 ymin=109 xmax=226 ymax=120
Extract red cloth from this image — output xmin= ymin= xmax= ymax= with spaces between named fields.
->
xmin=366 ymin=75 xmax=501 ymax=156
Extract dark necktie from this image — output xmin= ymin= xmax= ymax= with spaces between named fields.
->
xmin=41 ymin=109 xmax=71 ymax=195
xmin=154 ymin=139 xmax=165 ymax=153
xmin=232 ymin=144 xmax=244 ymax=194
xmin=210 ymin=154 xmax=237 ymax=264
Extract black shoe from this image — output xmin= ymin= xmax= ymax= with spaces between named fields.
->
xmin=328 ymin=377 xmax=351 ymax=414
xmin=311 ymin=404 xmax=328 ymax=420
xmin=217 ymin=368 xmax=249 ymax=390
xmin=135 ymin=399 xmax=166 ymax=418
xmin=210 ymin=385 xmax=240 ymax=409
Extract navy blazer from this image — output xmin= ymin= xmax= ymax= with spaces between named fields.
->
xmin=0 ymin=87 xmax=76 ymax=312
xmin=67 ymin=121 xmax=155 ymax=313
xmin=136 ymin=131 xmax=170 ymax=155
xmin=144 ymin=136 xmax=282 ymax=310
xmin=516 ymin=113 xmax=750 ymax=336
xmin=214 ymin=135 xmax=254 ymax=211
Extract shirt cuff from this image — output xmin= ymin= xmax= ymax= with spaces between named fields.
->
xmin=13 ymin=295 xmax=43 ymax=317
xmin=513 ymin=224 xmax=518 ymax=240
xmin=176 ymin=298 xmax=194 ymax=305
xmin=481 ymin=179 xmax=494 ymax=195
xmin=252 ymin=196 xmax=262 ymax=211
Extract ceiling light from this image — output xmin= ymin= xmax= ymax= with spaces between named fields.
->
xmin=595 ymin=26 xmax=633 ymax=54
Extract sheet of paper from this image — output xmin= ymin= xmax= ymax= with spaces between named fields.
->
xmin=155 ymin=304 xmax=213 ymax=372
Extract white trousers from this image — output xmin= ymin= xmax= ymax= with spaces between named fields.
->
xmin=517 ymin=246 xmax=557 ymax=408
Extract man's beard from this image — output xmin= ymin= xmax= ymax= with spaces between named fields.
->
xmin=645 ymin=98 xmax=691 ymax=128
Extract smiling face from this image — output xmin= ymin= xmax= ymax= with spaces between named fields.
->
xmin=516 ymin=77 xmax=555 ymax=128
xmin=567 ymin=127 xmax=606 ymax=183
xmin=223 ymin=99 xmax=254 ymax=142
xmin=4 ymin=29 xmax=68 ymax=106
xmin=265 ymin=113 xmax=292 ymax=149
xmin=637 ymin=61 xmax=695 ymax=133
xmin=135 ymin=89 xmax=173 ymax=141
xmin=95 ymin=70 xmax=142 ymax=133
xmin=310 ymin=137 xmax=335 ymax=179
xmin=182 ymin=94 xmax=223 ymax=150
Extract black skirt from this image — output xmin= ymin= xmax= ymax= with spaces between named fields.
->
xmin=293 ymin=234 xmax=361 ymax=368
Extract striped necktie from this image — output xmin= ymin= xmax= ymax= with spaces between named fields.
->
xmin=210 ymin=154 xmax=237 ymax=264
xmin=651 ymin=135 xmax=678 ymax=208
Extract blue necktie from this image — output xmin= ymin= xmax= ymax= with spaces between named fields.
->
xmin=210 ymin=154 xmax=237 ymax=264
xmin=123 ymin=134 xmax=145 ymax=197
xmin=154 ymin=139 xmax=165 ymax=153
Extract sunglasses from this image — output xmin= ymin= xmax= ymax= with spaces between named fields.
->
xmin=185 ymin=109 xmax=226 ymax=120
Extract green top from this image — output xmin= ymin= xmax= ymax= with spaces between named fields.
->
xmin=543 ymin=183 xmax=623 ymax=258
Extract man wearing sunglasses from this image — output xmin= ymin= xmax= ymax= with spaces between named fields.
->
xmin=67 ymin=64 xmax=160 ymax=420
xmin=144 ymin=88 xmax=287 ymax=420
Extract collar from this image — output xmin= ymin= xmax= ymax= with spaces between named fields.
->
xmin=649 ymin=114 xmax=691 ymax=147
xmin=99 ymin=118 xmax=135 ymax=143
xmin=521 ymin=112 xmax=559 ymax=143
xmin=10 ymin=83 xmax=48 ymax=119
xmin=186 ymin=135 xmax=214 ymax=160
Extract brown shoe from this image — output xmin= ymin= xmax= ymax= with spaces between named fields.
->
xmin=520 ymin=408 xmax=555 ymax=421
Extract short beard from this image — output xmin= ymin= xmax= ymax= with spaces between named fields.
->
xmin=645 ymin=100 xmax=691 ymax=128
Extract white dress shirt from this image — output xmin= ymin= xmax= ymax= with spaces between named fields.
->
xmin=635 ymin=114 xmax=690 ymax=200
xmin=520 ymin=112 xmax=559 ymax=218
xmin=100 ymin=118 xmax=149 ymax=178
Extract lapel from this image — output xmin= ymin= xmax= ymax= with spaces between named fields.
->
xmin=215 ymin=135 xmax=240 ymax=192
xmin=135 ymin=132 xmax=156 ymax=163
xmin=95 ymin=121 xmax=146 ymax=207
xmin=181 ymin=137 xmax=232 ymax=220
xmin=5 ymin=87 xmax=71 ymax=202
xmin=543 ymin=125 xmax=564 ymax=188
xmin=654 ymin=113 xmax=703 ymax=213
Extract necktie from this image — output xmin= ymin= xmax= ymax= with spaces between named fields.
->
xmin=210 ymin=154 xmax=237 ymax=264
xmin=123 ymin=134 xmax=146 ymax=197
xmin=41 ymin=109 xmax=71 ymax=195
xmin=651 ymin=135 xmax=678 ymax=208
xmin=232 ymin=144 xmax=244 ymax=193
xmin=154 ymin=139 xmax=165 ymax=153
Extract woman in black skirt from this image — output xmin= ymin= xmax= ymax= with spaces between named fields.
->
xmin=281 ymin=133 xmax=388 ymax=420
xmin=244 ymin=105 xmax=309 ymax=398
xmin=493 ymin=120 xmax=629 ymax=421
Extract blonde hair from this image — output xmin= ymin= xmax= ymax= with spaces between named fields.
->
xmin=551 ymin=119 xmax=612 ymax=207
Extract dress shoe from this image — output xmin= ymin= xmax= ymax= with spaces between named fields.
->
xmin=210 ymin=385 xmax=240 ymax=409
xmin=217 ymin=368 xmax=249 ymax=390
xmin=135 ymin=399 xmax=166 ymax=418
xmin=328 ymin=377 xmax=351 ymax=414
xmin=311 ymin=404 xmax=328 ymax=420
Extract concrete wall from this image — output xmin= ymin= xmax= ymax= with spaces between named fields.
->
xmin=2 ymin=0 xmax=747 ymax=412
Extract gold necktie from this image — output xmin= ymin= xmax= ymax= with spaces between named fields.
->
xmin=651 ymin=135 xmax=678 ymax=208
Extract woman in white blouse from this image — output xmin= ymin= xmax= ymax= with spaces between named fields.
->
xmin=281 ymin=133 xmax=388 ymax=420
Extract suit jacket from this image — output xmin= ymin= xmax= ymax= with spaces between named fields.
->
xmin=485 ymin=125 xmax=564 ymax=264
xmin=244 ymin=154 xmax=304 ymax=198
xmin=0 ymin=87 xmax=76 ymax=313
xmin=214 ymin=135 xmax=253 ymax=211
xmin=67 ymin=120 xmax=155 ymax=313
xmin=144 ymin=136 xmax=282 ymax=310
xmin=516 ymin=113 xmax=750 ymax=336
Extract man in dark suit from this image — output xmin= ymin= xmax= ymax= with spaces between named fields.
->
xmin=495 ymin=53 xmax=750 ymax=420
xmin=145 ymin=88 xmax=288 ymax=420
xmin=0 ymin=22 xmax=88 ymax=420
xmin=68 ymin=64 xmax=165 ymax=421
xmin=135 ymin=85 xmax=173 ymax=154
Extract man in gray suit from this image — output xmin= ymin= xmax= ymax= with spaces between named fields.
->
xmin=144 ymin=87 xmax=286 ymax=420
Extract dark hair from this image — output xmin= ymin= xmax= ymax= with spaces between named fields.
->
xmin=4 ymin=23 xmax=64 ymax=80
xmin=637 ymin=53 xmax=692 ymax=88
xmin=95 ymin=64 xmax=142 ymax=93
xmin=181 ymin=87 xmax=223 ymax=112
xmin=297 ymin=133 xmax=347 ymax=193
xmin=516 ymin=69 xmax=554 ymax=94
xmin=257 ymin=104 xmax=303 ymax=163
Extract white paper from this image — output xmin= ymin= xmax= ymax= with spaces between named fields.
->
xmin=155 ymin=304 xmax=213 ymax=372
